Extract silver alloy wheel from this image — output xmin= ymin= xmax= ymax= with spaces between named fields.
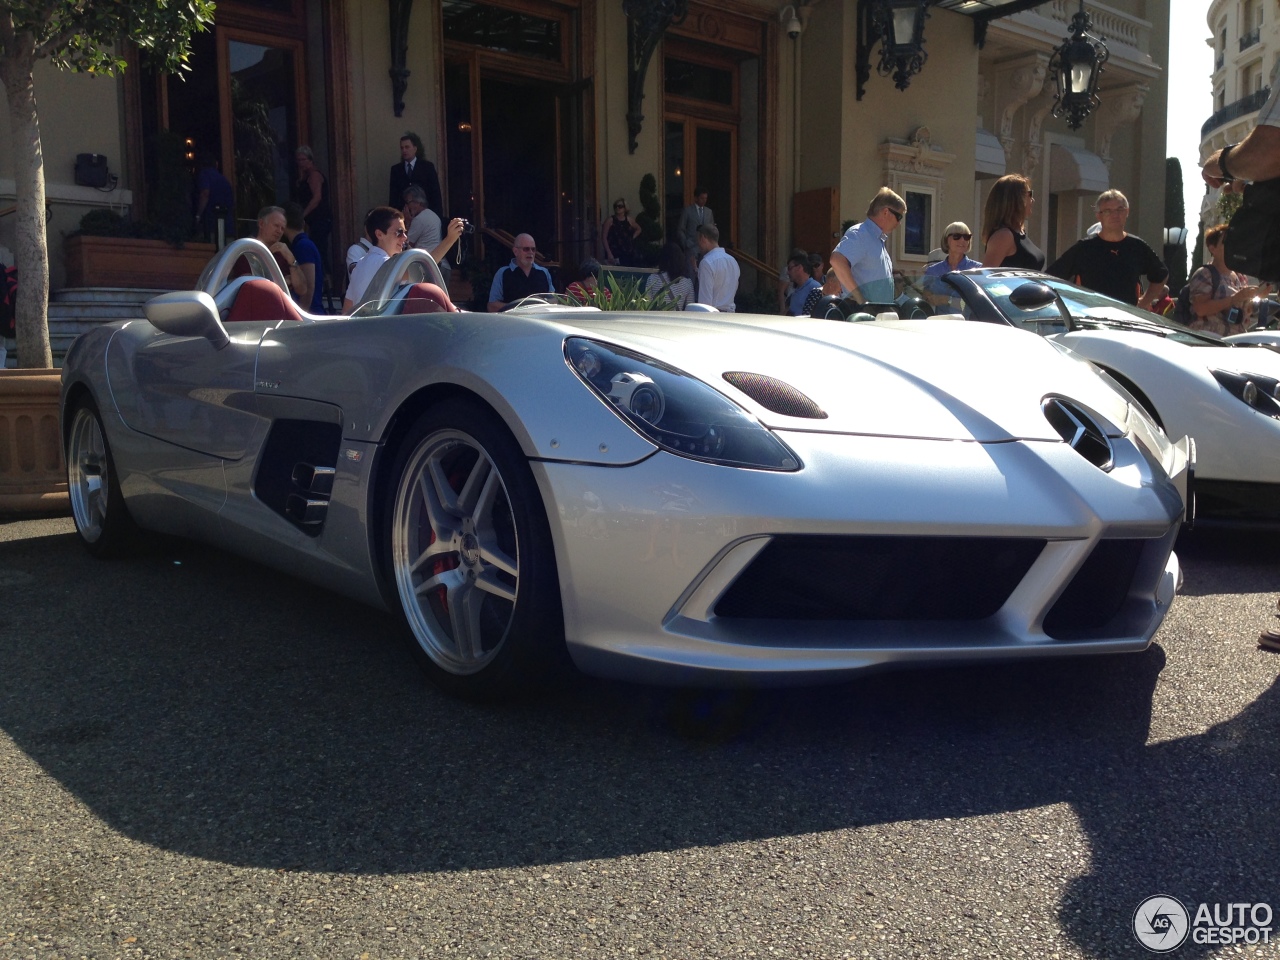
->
xmin=67 ymin=405 xmax=109 ymax=543
xmin=391 ymin=428 xmax=520 ymax=675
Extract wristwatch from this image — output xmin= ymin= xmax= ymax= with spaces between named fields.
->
xmin=1219 ymin=142 xmax=1238 ymax=182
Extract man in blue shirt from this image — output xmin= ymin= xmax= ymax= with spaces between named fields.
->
xmin=282 ymin=202 xmax=324 ymax=313
xmin=829 ymin=188 xmax=906 ymax=305
xmin=489 ymin=234 xmax=554 ymax=311
xmin=784 ymin=250 xmax=821 ymax=315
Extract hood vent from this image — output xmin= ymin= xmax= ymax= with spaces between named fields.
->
xmin=723 ymin=371 xmax=827 ymax=419
xmin=1042 ymin=396 xmax=1114 ymax=471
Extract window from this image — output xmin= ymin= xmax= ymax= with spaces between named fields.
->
xmin=443 ymin=0 xmax=564 ymax=62
xmin=903 ymin=190 xmax=934 ymax=257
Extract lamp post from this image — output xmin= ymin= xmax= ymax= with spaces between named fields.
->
xmin=856 ymin=0 xmax=932 ymax=99
xmin=1048 ymin=0 xmax=1109 ymax=130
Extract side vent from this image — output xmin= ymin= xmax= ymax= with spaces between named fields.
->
xmin=252 ymin=420 xmax=343 ymax=536
xmin=722 ymin=372 xmax=827 ymax=419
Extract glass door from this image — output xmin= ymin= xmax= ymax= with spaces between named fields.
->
xmin=218 ymin=30 xmax=307 ymax=226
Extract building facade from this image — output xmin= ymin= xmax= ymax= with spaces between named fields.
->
xmin=0 ymin=0 xmax=1170 ymax=298
xmin=1199 ymin=0 xmax=1277 ymax=225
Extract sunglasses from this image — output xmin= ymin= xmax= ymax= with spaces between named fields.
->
xmin=515 ymin=245 xmax=537 ymax=252
xmin=949 ymin=233 xmax=972 ymax=241
xmin=394 ymin=228 xmax=408 ymax=237
xmin=889 ymin=209 xmax=904 ymax=222
xmin=614 ymin=204 xmax=626 ymax=210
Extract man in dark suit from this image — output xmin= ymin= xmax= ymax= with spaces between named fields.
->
xmin=388 ymin=131 xmax=443 ymax=220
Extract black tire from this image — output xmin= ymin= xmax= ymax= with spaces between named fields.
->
xmin=65 ymin=397 xmax=138 ymax=558
xmin=384 ymin=398 xmax=566 ymax=700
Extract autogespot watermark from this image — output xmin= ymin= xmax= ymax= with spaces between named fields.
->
xmin=1133 ymin=895 xmax=1273 ymax=952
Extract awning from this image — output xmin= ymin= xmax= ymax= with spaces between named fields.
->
xmin=975 ymin=128 xmax=1005 ymax=176
xmin=1048 ymin=142 xmax=1110 ymax=193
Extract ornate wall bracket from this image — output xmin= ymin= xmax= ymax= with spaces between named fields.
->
xmin=991 ymin=52 xmax=1050 ymax=157
xmin=624 ymin=0 xmax=688 ymax=154
xmin=389 ymin=0 xmax=413 ymax=117
xmin=1093 ymin=82 xmax=1149 ymax=168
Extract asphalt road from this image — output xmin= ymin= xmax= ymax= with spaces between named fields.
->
xmin=1 ymin=515 xmax=1277 ymax=959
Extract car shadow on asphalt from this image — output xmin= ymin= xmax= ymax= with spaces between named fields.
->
xmin=0 ymin=529 xmax=1275 ymax=958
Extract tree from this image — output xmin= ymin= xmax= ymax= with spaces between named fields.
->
xmin=0 ymin=1 xmax=214 ymax=368
xmin=1163 ymin=158 xmax=1188 ymax=290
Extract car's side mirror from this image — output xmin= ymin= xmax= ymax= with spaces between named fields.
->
xmin=1008 ymin=282 xmax=1057 ymax=311
xmin=144 ymin=291 xmax=230 ymax=349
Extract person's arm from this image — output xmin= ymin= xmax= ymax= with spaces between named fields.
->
xmin=828 ymin=250 xmax=861 ymax=302
xmin=430 ymin=218 xmax=465 ymax=263
xmin=629 ymin=216 xmax=641 ymax=239
xmin=488 ymin=269 xmax=506 ymax=312
xmin=1189 ymin=269 xmax=1253 ymax=318
xmin=425 ymin=163 xmax=444 ymax=220
xmin=270 ymin=240 xmax=304 ymax=294
xmin=1137 ymin=245 xmax=1170 ymax=309
xmin=1202 ymin=124 xmax=1280 ymax=185
xmin=980 ymin=228 xmax=1016 ymax=268
xmin=195 ymin=187 xmax=210 ymax=220
xmin=294 ymin=262 xmax=315 ymax=307
xmin=601 ymin=218 xmax=615 ymax=262
xmin=301 ymin=170 xmax=322 ymax=219
xmin=1045 ymin=242 xmax=1078 ymax=281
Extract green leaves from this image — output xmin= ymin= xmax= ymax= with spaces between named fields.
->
xmin=10 ymin=0 xmax=215 ymax=76
xmin=562 ymin=273 xmax=682 ymax=311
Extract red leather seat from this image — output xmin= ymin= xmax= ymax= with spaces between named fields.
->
xmin=223 ymin=278 xmax=305 ymax=324
xmin=398 ymin=282 xmax=459 ymax=315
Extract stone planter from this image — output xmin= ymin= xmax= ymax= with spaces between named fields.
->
xmin=64 ymin=235 xmax=215 ymax=290
xmin=0 ymin=370 xmax=67 ymax=513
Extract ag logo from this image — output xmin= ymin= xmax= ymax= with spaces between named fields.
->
xmin=1134 ymin=895 xmax=1190 ymax=952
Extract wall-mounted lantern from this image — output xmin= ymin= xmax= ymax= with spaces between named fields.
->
xmin=1048 ymin=0 xmax=1109 ymax=130
xmin=856 ymin=0 xmax=932 ymax=100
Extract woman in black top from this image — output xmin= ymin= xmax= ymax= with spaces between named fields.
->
xmin=980 ymin=174 xmax=1044 ymax=269
xmin=293 ymin=146 xmax=332 ymax=268
xmin=602 ymin=198 xmax=642 ymax=267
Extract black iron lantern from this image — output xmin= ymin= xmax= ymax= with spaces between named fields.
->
xmin=1048 ymin=0 xmax=1109 ymax=130
xmin=857 ymin=0 xmax=931 ymax=98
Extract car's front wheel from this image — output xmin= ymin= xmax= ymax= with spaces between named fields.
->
xmin=386 ymin=399 xmax=565 ymax=699
xmin=66 ymin=397 xmax=137 ymax=557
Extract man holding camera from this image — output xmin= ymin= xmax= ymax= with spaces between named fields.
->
xmin=402 ymin=185 xmax=465 ymax=279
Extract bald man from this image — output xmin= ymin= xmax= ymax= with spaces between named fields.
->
xmin=488 ymin=233 xmax=554 ymax=311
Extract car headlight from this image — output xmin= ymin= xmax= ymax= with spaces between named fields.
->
xmin=1211 ymin=369 xmax=1280 ymax=419
xmin=565 ymin=337 xmax=801 ymax=470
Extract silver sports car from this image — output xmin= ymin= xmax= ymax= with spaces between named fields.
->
xmin=61 ymin=241 xmax=1191 ymax=698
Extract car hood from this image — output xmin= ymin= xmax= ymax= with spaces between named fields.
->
xmin=556 ymin=313 xmax=1128 ymax=443
xmin=1054 ymin=327 xmax=1280 ymax=378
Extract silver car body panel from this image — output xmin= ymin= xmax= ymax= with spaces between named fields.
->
xmin=60 ymin=260 xmax=1190 ymax=685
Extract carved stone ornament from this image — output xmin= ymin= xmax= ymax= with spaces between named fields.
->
xmin=993 ymin=53 xmax=1050 ymax=155
xmin=879 ymin=126 xmax=955 ymax=176
xmin=1094 ymin=82 xmax=1149 ymax=167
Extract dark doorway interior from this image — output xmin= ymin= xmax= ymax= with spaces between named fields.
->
xmin=481 ymin=77 xmax=557 ymax=259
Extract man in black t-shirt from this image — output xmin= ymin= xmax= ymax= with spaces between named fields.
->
xmin=1047 ymin=190 xmax=1168 ymax=308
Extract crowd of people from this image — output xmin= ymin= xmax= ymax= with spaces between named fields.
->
xmin=209 ymin=129 xmax=1275 ymax=336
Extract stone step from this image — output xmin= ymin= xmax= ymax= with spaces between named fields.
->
xmin=49 ymin=303 xmax=147 ymax=321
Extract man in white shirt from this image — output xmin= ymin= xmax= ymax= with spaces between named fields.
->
xmin=694 ymin=224 xmax=739 ymax=312
xmin=402 ymin=185 xmax=465 ymax=281
xmin=342 ymin=206 xmax=407 ymax=313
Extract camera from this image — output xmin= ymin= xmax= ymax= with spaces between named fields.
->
xmin=786 ymin=14 xmax=802 ymax=39
xmin=460 ymin=219 xmax=475 ymax=235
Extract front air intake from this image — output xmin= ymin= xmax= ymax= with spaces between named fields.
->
xmin=1042 ymin=396 xmax=1114 ymax=470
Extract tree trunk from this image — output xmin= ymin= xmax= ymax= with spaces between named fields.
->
xmin=1 ymin=42 xmax=53 ymax=369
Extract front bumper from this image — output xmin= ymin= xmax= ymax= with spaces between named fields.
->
xmin=534 ymin=430 xmax=1184 ymax=686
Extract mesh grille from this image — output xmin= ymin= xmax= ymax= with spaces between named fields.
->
xmin=722 ymin=372 xmax=827 ymax=419
xmin=1042 ymin=539 xmax=1145 ymax=638
xmin=714 ymin=535 xmax=1045 ymax=621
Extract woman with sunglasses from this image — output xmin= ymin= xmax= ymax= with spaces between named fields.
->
xmin=922 ymin=222 xmax=981 ymax=308
xmin=342 ymin=206 xmax=408 ymax=313
xmin=601 ymin=198 xmax=642 ymax=266
xmin=980 ymin=174 xmax=1044 ymax=269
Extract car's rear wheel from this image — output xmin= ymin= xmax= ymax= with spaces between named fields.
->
xmin=66 ymin=398 xmax=137 ymax=557
xmin=386 ymin=399 xmax=565 ymax=699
